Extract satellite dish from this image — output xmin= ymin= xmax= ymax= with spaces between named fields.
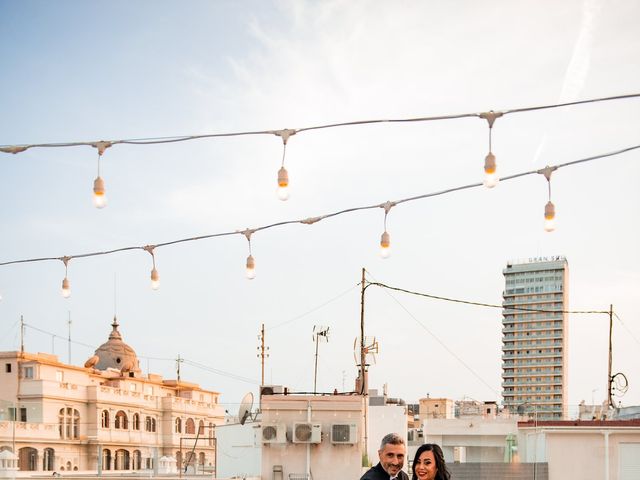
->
xmin=516 ymin=404 xmax=525 ymax=415
xmin=238 ymin=392 xmax=254 ymax=425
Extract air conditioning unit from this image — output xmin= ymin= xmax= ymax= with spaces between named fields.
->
xmin=261 ymin=423 xmax=286 ymax=444
xmin=292 ymin=422 xmax=321 ymax=443
xmin=331 ymin=423 xmax=357 ymax=444
xmin=260 ymin=385 xmax=285 ymax=396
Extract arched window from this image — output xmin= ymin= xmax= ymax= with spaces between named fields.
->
xmin=58 ymin=408 xmax=80 ymax=439
xmin=101 ymin=410 xmax=110 ymax=428
xmin=145 ymin=416 xmax=156 ymax=432
xmin=198 ymin=420 xmax=204 ymax=435
xmin=175 ymin=417 xmax=182 ymax=433
xmin=114 ymin=449 xmax=129 ymax=470
xmin=185 ymin=418 xmax=195 ymax=434
xmin=18 ymin=447 xmax=38 ymax=471
xmin=102 ymin=449 xmax=111 ymax=471
xmin=198 ymin=452 xmax=205 ymax=468
xmin=132 ymin=413 xmax=140 ymax=430
xmin=43 ymin=448 xmax=55 ymax=471
xmin=132 ymin=450 xmax=141 ymax=470
xmin=115 ymin=411 xmax=128 ymax=430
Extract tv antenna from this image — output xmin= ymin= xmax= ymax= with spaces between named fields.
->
xmin=313 ymin=325 xmax=330 ymax=394
xmin=238 ymin=392 xmax=255 ymax=425
xmin=354 ymin=336 xmax=379 ymax=367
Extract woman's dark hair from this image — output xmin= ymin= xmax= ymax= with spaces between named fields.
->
xmin=411 ymin=443 xmax=450 ymax=480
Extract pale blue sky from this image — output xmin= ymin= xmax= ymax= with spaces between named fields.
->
xmin=1 ymin=0 xmax=639 ymax=412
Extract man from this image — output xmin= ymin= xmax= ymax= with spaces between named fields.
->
xmin=360 ymin=433 xmax=409 ymax=480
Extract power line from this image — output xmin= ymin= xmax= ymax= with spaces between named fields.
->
xmin=364 ymin=272 xmax=501 ymax=397
xmin=613 ymin=312 xmax=640 ymax=348
xmin=366 ymin=281 xmax=610 ymax=315
xmin=1 ymin=93 xmax=638 ymax=153
xmin=1 ymin=143 xmax=638 ymax=270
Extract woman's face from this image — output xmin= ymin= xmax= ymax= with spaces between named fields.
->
xmin=414 ymin=450 xmax=438 ymax=480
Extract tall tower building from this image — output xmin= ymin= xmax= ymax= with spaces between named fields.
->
xmin=501 ymin=257 xmax=568 ymax=419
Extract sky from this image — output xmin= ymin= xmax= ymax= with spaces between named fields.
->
xmin=0 ymin=0 xmax=639 ymax=416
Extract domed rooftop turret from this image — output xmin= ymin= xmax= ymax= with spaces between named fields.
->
xmin=91 ymin=317 xmax=141 ymax=375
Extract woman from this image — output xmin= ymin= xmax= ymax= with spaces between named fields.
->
xmin=411 ymin=443 xmax=450 ymax=480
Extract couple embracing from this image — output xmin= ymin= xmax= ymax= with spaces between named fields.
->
xmin=360 ymin=433 xmax=450 ymax=480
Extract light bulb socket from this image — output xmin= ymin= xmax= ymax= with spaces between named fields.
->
xmin=93 ymin=176 xmax=105 ymax=195
xmin=484 ymin=152 xmax=496 ymax=174
xmin=380 ymin=231 xmax=390 ymax=248
xmin=277 ymin=167 xmax=289 ymax=187
xmin=544 ymin=201 xmax=555 ymax=220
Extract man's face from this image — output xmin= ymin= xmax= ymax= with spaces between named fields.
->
xmin=378 ymin=442 xmax=405 ymax=476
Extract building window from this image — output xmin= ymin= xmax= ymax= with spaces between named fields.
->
xmin=144 ymin=386 xmax=153 ymax=396
xmin=129 ymin=383 xmax=137 ymax=392
xmin=5 ymin=363 xmax=11 ymax=373
xmin=115 ymin=411 xmax=128 ymax=430
xmin=132 ymin=413 xmax=140 ymax=430
xmin=145 ymin=416 xmax=156 ymax=432
xmin=102 ymin=449 xmax=112 ymax=471
xmin=55 ymin=371 xmax=64 ymax=382
xmin=114 ymin=449 xmax=130 ymax=470
xmin=198 ymin=420 xmax=204 ymax=435
xmin=101 ymin=410 xmax=110 ymax=428
xmin=58 ymin=408 xmax=80 ymax=439
xmin=8 ymin=407 xmax=27 ymax=422
xmin=23 ymin=366 xmax=34 ymax=379
xmin=185 ymin=418 xmax=195 ymax=434
xmin=132 ymin=450 xmax=141 ymax=470
xmin=175 ymin=417 xmax=182 ymax=433
xmin=43 ymin=448 xmax=55 ymax=471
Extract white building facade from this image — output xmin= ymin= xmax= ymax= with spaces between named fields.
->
xmin=0 ymin=318 xmax=224 ymax=474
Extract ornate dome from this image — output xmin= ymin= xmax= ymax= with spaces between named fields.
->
xmin=91 ymin=317 xmax=141 ymax=375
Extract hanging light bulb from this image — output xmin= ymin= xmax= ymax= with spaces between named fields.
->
xmin=544 ymin=201 xmax=556 ymax=232
xmin=480 ymin=111 xmax=503 ymax=188
xmin=91 ymin=143 xmax=111 ymax=209
xmin=539 ymin=165 xmax=558 ymax=233
xmin=93 ymin=176 xmax=107 ymax=208
xmin=61 ymin=276 xmax=71 ymax=298
xmin=274 ymin=129 xmax=296 ymax=201
xmin=246 ymin=255 xmax=256 ymax=280
xmin=277 ymin=166 xmax=289 ymax=201
xmin=483 ymin=152 xmax=499 ymax=188
xmin=379 ymin=231 xmax=391 ymax=259
xmin=150 ymin=267 xmax=160 ymax=290
xmin=60 ymin=256 xmax=71 ymax=298
xmin=144 ymin=245 xmax=160 ymax=290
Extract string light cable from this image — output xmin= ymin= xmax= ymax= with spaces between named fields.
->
xmin=1 ymin=142 xmax=638 ymax=284
xmin=1 ymin=93 xmax=638 ymax=154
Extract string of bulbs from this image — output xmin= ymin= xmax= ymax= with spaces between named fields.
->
xmin=1 ymin=93 xmax=638 ymax=208
xmin=1 ymin=143 xmax=639 ymax=298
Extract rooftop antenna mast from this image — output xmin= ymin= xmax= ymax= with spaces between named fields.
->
xmin=176 ymin=354 xmax=183 ymax=382
xmin=312 ymin=325 xmax=330 ymax=394
xmin=257 ymin=324 xmax=269 ymax=386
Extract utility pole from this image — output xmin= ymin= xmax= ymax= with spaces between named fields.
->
xmin=606 ymin=304 xmax=613 ymax=410
xmin=359 ymin=267 xmax=369 ymax=464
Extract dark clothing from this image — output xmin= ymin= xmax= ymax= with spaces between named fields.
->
xmin=360 ymin=463 xmax=410 ymax=480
